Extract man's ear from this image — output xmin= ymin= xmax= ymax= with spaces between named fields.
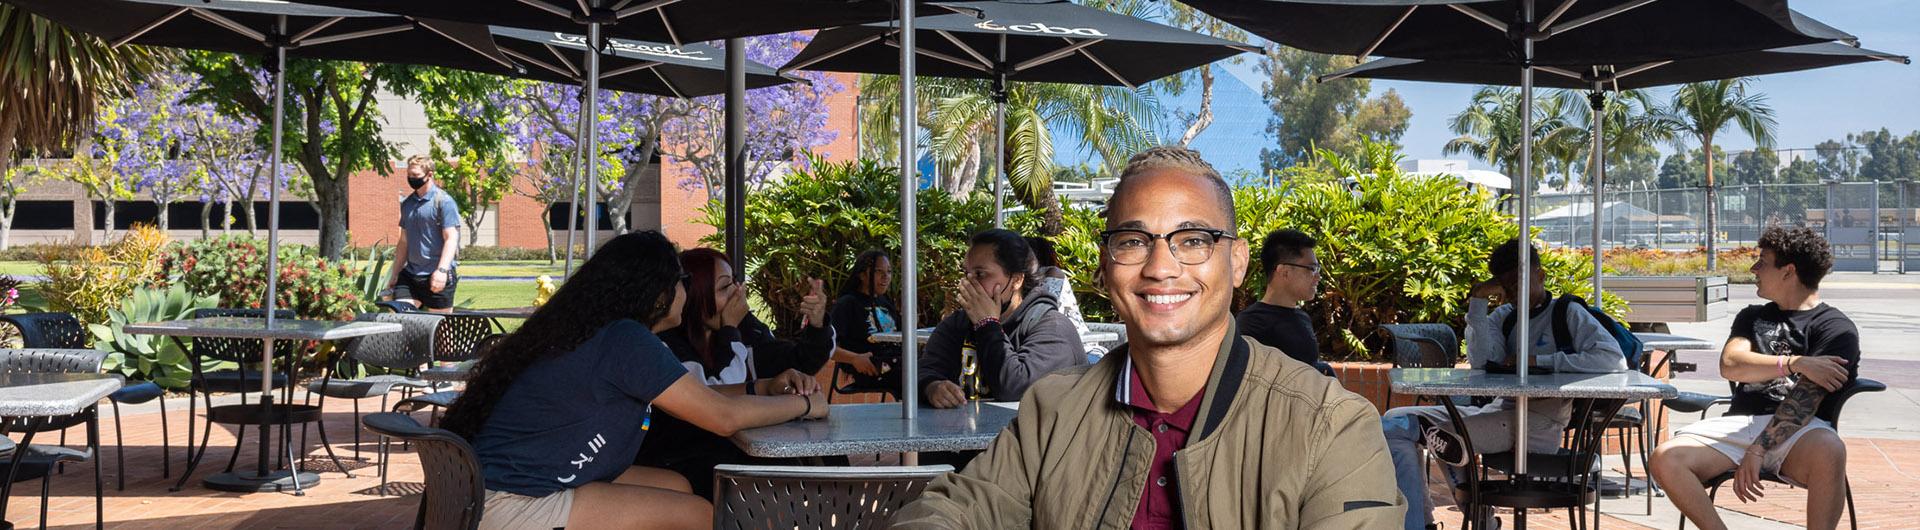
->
xmin=1231 ymin=239 xmax=1252 ymax=288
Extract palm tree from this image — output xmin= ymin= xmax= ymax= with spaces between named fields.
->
xmin=1660 ymin=78 xmax=1776 ymax=267
xmin=858 ymin=74 xmax=1160 ymax=235
xmin=1563 ymin=89 xmax=1678 ymax=191
xmin=1443 ymin=86 xmax=1579 ymax=191
xmin=0 ymin=6 xmax=170 ymax=169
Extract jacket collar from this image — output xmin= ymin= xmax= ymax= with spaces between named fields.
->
xmin=1108 ymin=320 xmax=1249 ymax=443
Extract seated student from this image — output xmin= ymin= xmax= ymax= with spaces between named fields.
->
xmin=919 ymin=229 xmax=1085 ymax=408
xmin=637 ymin=247 xmax=834 ymax=497
xmin=829 ymin=249 xmax=903 ymax=394
xmin=440 ymin=231 xmax=827 ymax=530
xmin=1381 ymin=238 xmax=1626 ymax=530
xmin=1025 ymin=236 xmax=1108 ymax=362
xmin=1650 ymin=226 xmax=1858 ymax=530
xmin=1236 ymin=228 xmax=1334 ymax=375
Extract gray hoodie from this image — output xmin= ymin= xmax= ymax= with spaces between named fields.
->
xmin=919 ymin=271 xmax=1086 ymax=403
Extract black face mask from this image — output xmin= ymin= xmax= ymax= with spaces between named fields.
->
xmin=407 ymin=176 xmax=428 ymax=190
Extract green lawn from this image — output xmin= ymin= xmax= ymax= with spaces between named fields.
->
xmin=0 ymin=262 xmax=40 ymax=278
xmin=452 ymin=280 xmax=537 ymax=309
xmin=457 ymin=261 xmax=566 ymax=278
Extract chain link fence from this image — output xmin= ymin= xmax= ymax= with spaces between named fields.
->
xmin=1529 ymin=180 xmax=1919 ymax=273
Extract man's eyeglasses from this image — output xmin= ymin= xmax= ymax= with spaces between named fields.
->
xmin=1278 ymin=262 xmax=1322 ymax=276
xmin=1099 ymin=228 xmax=1238 ymax=266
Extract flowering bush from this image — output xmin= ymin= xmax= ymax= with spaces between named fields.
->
xmin=152 ymin=235 xmax=365 ymax=320
xmin=35 ymin=225 xmax=170 ymax=328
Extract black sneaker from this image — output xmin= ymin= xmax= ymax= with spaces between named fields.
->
xmin=1416 ymin=416 xmax=1470 ymax=467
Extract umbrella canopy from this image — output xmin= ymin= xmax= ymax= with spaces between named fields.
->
xmin=785 ymin=0 xmax=1254 ymax=87
xmin=3 ymin=0 xmax=518 ymax=73
xmin=273 ymin=0 xmax=910 ymax=44
xmin=1322 ymin=42 xmax=1909 ymax=89
xmin=492 ymin=27 xmax=792 ymax=97
xmin=1179 ymin=0 xmax=1855 ymax=66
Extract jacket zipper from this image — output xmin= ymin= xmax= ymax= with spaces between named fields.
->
xmin=1095 ymin=425 xmax=1138 ymax=529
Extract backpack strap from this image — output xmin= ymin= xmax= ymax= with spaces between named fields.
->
xmin=1552 ymin=295 xmax=1583 ymax=354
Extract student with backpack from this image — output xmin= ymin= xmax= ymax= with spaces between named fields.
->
xmin=1380 ymin=238 xmax=1628 ymax=530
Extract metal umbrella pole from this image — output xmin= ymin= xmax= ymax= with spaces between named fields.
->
xmin=582 ymin=20 xmax=604 ymax=258
xmin=726 ymin=38 xmax=746 ymax=272
xmin=564 ymin=87 xmax=586 ymax=277
xmin=899 ymin=0 xmax=919 ymax=420
xmin=991 ymin=73 xmax=1006 ymax=228
xmin=1590 ymin=87 xmax=1606 ymax=298
xmin=1512 ymin=0 xmax=1537 ymax=507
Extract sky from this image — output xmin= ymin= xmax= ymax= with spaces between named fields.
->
xmin=1061 ymin=1 xmax=1920 ymax=175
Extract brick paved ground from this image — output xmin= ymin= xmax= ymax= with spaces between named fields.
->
xmin=5 ymin=393 xmax=1915 ymax=529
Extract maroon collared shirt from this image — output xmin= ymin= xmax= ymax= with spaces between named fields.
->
xmin=1118 ymin=356 xmax=1205 ymax=530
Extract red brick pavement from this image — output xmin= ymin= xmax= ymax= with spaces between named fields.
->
xmin=5 ymin=393 xmax=1915 ymax=529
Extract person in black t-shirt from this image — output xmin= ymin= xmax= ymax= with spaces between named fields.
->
xmin=829 ymin=249 xmax=904 ymax=395
xmin=1651 ymin=226 xmax=1859 ymax=530
xmin=1236 ymin=228 xmax=1331 ymax=375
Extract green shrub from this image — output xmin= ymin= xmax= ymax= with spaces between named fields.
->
xmin=696 ymin=155 xmax=1032 ymax=333
xmin=89 ymin=285 xmax=221 ymax=389
xmin=153 ymin=235 xmax=366 ymax=320
xmin=35 ymin=225 xmax=171 ymax=328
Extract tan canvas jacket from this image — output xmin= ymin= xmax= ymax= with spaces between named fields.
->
xmin=893 ymin=326 xmax=1406 ymax=529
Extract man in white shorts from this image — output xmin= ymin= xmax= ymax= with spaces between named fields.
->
xmin=1650 ymin=226 xmax=1860 ymax=530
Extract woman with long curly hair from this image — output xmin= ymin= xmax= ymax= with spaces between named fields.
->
xmin=440 ymin=231 xmax=827 ymax=530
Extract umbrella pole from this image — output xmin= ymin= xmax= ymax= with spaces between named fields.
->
xmin=564 ymin=86 xmax=584 ymax=277
xmin=1590 ymin=88 xmax=1606 ymax=300
xmin=726 ymin=38 xmax=746 ymax=272
xmin=583 ymin=21 xmax=603 ymax=257
xmin=260 ymin=16 xmax=287 ymax=488
xmin=1514 ymin=0 xmax=1536 ymax=492
xmin=900 ymin=0 xmax=919 ymax=422
xmin=992 ymin=75 xmax=1006 ymax=228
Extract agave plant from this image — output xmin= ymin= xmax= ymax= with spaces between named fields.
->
xmin=89 ymin=285 xmax=219 ymax=389
xmin=347 ymin=246 xmax=393 ymax=312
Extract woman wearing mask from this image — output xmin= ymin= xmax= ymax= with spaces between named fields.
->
xmin=919 ymin=229 xmax=1085 ymax=408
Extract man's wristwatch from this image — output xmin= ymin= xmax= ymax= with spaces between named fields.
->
xmin=435 ymin=266 xmax=453 ymax=274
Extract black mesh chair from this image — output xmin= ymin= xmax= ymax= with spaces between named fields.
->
xmin=1465 ymin=397 xmax=1628 ymax=530
xmin=712 ymin=464 xmax=953 ymax=529
xmin=361 ymin=413 xmax=483 ymax=530
xmin=1381 ymin=323 xmax=1461 ymax=369
xmin=0 ymin=348 xmax=109 ymax=529
xmin=307 ymin=313 xmax=442 ymax=480
xmin=172 ymin=307 xmax=299 ymax=492
xmin=1680 ymin=378 xmax=1885 ymax=530
xmin=0 ymin=312 xmax=176 ymax=490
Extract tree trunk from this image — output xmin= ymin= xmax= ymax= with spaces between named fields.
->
xmin=464 ymin=203 xmax=485 ymax=248
xmin=102 ymin=201 xmax=115 ymax=242
xmin=200 ymin=200 xmax=213 ymax=239
xmin=1037 ymin=189 xmax=1064 ymax=236
xmin=313 ymin=173 xmax=351 ymax=259
xmin=1178 ymin=66 xmax=1216 ymax=147
xmin=544 ymin=209 xmax=556 ymax=264
xmin=948 ymin=131 xmax=982 ymax=198
xmin=1703 ymin=134 xmax=1717 ymax=269
xmin=0 ymin=200 xmax=13 ymax=251
xmin=156 ymin=199 xmax=171 ymax=232
xmin=222 ymin=200 xmax=233 ymax=234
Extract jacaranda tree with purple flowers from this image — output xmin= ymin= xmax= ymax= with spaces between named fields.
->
xmin=660 ymin=32 xmax=842 ymax=201
xmin=107 ymin=70 xmax=203 ymax=233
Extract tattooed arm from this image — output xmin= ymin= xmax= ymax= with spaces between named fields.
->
xmin=1731 ymin=378 xmax=1830 ymax=502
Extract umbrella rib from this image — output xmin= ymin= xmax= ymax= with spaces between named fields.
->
xmin=888 ymin=40 xmax=992 ymax=73
xmin=600 ymin=60 xmax=664 ymax=80
xmin=1546 ymin=0 xmax=1660 ymax=37
xmin=544 ymin=43 xmax=583 ymax=78
xmin=298 ymin=24 xmax=412 ymax=48
xmin=936 ymin=30 xmax=994 ymax=71
xmin=650 ymin=67 xmax=688 ymax=99
xmin=1014 ymin=38 xmax=1102 ymax=72
xmin=1358 ymin=6 xmax=1416 ymax=59
xmin=617 ymin=0 xmax=684 ymax=19
xmin=1611 ymin=60 xmax=1671 ymax=80
xmin=517 ymin=0 xmax=575 ymax=19
xmin=782 ymin=31 xmax=893 ymax=73
xmin=657 ymin=10 xmax=682 ymax=45
xmin=503 ymin=47 xmax=578 ymax=80
xmin=1078 ymin=48 xmax=1133 ymax=89
xmin=1537 ymin=0 xmax=1580 ymax=31
xmin=190 ymin=9 xmax=269 ymax=44
xmin=1446 ymin=4 xmax=1509 ymax=34
xmin=111 ymin=7 xmax=190 ymax=48
xmin=287 ymin=17 xmax=345 ymax=46
xmin=414 ymin=21 xmax=519 ymax=70
xmin=1536 ymin=65 xmax=1586 ymax=81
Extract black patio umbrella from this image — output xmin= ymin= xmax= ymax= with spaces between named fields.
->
xmin=1176 ymin=0 xmax=1870 ymax=517
xmin=783 ymin=0 xmax=1255 ymax=225
xmin=1324 ymin=40 xmax=1908 ymax=334
xmin=492 ymin=27 xmax=793 ymax=98
xmin=3 ymin=0 xmax=517 ymax=495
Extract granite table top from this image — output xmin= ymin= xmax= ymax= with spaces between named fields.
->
xmin=1391 ymin=368 xmax=1677 ymax=400
xmin=731 ymin=402 xmax=1019 ymax=458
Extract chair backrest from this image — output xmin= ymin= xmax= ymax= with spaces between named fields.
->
xmin=0 ymin=312 xmax=90 ymax=349
xmin=0 ymin=348 xmax=108 ymax=374
xmin=712 ymin=464 xmax=954 ymax=529
xmin=435 ymin=315 xmax=497 ymax=363
xmin=342 ymin=312 xmax=443 ymax=371
xmin=188 ymin=308 xmax=297 ymax=364
xmin=1381 ymin=324 xmax=1459 ymax=368
xmin=1822 ymin=377 xmax=1885 ymax=429
xmin=362 ymin=413 xmax=484 ymax=530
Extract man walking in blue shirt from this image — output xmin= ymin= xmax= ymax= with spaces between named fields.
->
xmin=388 ymin=155 xmax=463 ymax=313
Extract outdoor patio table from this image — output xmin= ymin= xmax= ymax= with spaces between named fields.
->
xmin=0 ymin=372 xmax=121 ymax=530
xmin=730 ymin=401 xmax=1019 ymax=459
xmin=1638 ymin=332 xmax=1717 ymax=374
xmin=871 ymin=328 xmax=1121 ymax=345
xmin=1391 ymin=368 xmax=1676 ymax=530
xmin=123 ymin=317 xmax=401 ymax=493
xmin=417 ymin=361 xmax=476 ymax=383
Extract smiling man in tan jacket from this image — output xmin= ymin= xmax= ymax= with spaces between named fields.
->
xmin=892 ymin=146 xmax=1404 ymax=529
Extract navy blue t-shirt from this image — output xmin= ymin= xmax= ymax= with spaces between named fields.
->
xmin=472 ymin=319 xmax=688 ymax=497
